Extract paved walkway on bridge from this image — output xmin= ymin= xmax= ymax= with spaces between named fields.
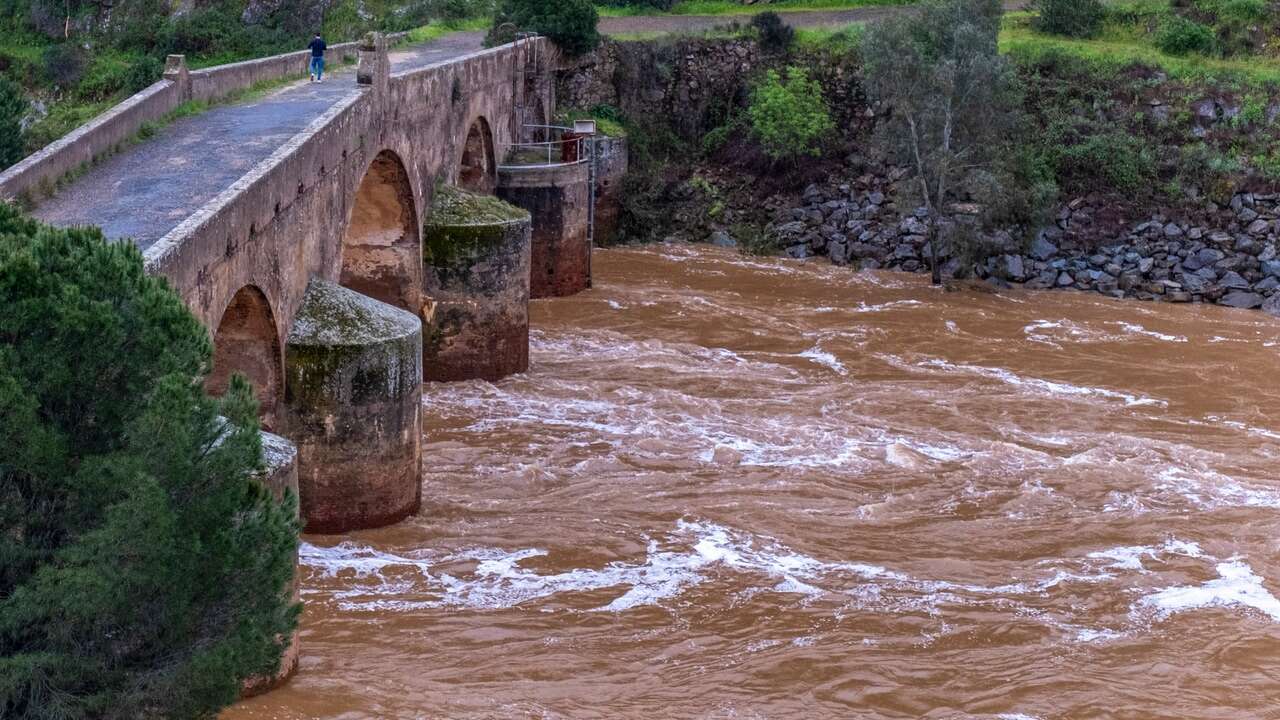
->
xmin=31 ymin=33 xmax=490 ymax=250
xmin=31 ymin=7 xmax=1013 ymax=247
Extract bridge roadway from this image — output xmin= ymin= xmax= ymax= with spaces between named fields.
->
xmin=28 ymin=9 xmax=887 ymax=247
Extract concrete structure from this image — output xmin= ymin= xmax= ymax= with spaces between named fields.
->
xmin=422 ymin=186 xmax=532 ymax=382
xmin=592 ymin=135 xmax=629 ymax=245
xmin=497 ymin=161 xmax=591 ymax=298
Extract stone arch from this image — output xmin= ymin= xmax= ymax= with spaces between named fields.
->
xmin=458 ymin=116 xmax=496 ymax=194
xmin=207 ymin=285 xmax=282 ymax=431
xmin=340 ymin=149 xmax=422 ymax=315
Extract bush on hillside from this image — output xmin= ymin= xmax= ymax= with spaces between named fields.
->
xmin=1031 ymin=0 xmax=1104 ymax=38
xmin=41 ymin=42 xmax=86 ymax=88
xmin=0 ymin=76 xmax=26 ymax=170
xmin=1155 ymin=14 xmax=1216 ymax=54
xmin=490 ymin=0 xmax=600 ymax=55
xmin=752 ymin=11 xmax=795 ymax=52
xmin=748 ymin=66 xmax=833 ymax=162
xmin=0 ymin=205 xmax=300 ymax=719
xmin=1056 ymin=132 xmax=1155 ymax=192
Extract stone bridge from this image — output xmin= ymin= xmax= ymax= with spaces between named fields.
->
xmin=0 ymin=28 xmax=625 ymax=692
xmin=0 ymin=30 xmax=626 ymax=536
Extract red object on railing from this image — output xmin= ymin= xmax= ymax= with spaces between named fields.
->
xmin=561 ymin=132 xmax=584 ymax=163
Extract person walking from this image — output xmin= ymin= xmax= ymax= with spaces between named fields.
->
xmin=308 ymin=33 xmax=327 ymax=82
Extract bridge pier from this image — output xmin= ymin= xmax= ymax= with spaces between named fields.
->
xmin=497 ymin=162 xmax=591 ymax=298
xmin=241 ymin=431 xmax=301 ymax=697
xmin=422 ymin=186 xmax=532 ymax=382
xmin=280 ymin=279 xmax=422 ymax=534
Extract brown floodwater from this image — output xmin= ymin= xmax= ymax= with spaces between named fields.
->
xmin=225 ymin=244 xmax=1280 ymax=719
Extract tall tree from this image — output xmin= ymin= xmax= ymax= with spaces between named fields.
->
xmin=0 ymin=204 xmax=299 ymax=719
xmin=0 ymin=77 xmax=25 ymax=170
xmin=863 ymin=0 xmax=1025 ymax=283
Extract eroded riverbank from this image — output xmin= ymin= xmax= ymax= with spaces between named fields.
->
xmin=226 ymin=244 xmax=1280 ymax=719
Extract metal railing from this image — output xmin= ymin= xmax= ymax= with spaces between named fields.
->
xmin=498 ymin=125 xmax=590 ymax=171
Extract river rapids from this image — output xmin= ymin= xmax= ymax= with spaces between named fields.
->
xmin=225 ymin=244 xmax=1280 ymax=719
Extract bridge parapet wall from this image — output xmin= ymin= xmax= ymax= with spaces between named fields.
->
xmin=0 ymin=79 xmax=182 ymax=203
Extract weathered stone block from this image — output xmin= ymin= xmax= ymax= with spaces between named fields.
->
xmin=281 ymin=279 xmax=422 ymax=534
xmin=422 ymin=186 xmax=532 ymax=382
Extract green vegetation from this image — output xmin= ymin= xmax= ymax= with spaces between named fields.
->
xmin=794 ymin=22 xmax=865 ymax=51
xmin=1031 ymin=0 xmax=1104 ymax=38
xmin=752 ymin=11 xmax=796 ymax=51
xmin=596 ymin=0 xmax=907 ymax=17
xmin=556 ymin=103 xmax=628 ymax=136
xmin=0 ymin=204 xmax=299 ymax=719
xmin=405 ymin=15 xmax=491 ymax=44
xmin=490 ymin=0 xmax=600 ymax=54
xmin=748 ymin=66 xmax=834 ymax=161
xmin=0 ymin=77 xmax=26 ymax=167
xmin=430 ymin=183 xmax=529 ymax=224
xmin=1000 ymin=13 xmax=1280 ymax=85
xmin=865 ymin=0 xmax=1030 ymax=282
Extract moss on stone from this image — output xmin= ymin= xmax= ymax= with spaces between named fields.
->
xmin=428 ymin=184 xmax=529 ymax=226
xmin=287 ymin=279 xmax=419 ymax=347
xmin=423 ymin=187 xmax=530 ymax=282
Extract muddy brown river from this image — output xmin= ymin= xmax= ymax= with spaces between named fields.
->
xmin=225 ymin=245 xmax=1280 ymax=719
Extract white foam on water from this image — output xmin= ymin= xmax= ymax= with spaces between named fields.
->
xmin=606 ymin=299 xmax=625 ymax=310
xmin=881 ymin=355 xmax=1166 ymax=407
xmin=1086 ymin=539 xmax=1203 ymax=572
xmin=1156 ymin=467 xmax=1280 ymax=510
xmin=303 ymin=520 xmax=903 ymax=614
xmin=798 ymin=346 xmax=848 ymax=375
xmin=1201 ymin=416 xmax=1280 ymax=442
xmin=851 ymin=299 xmax=923 ymax=313
xmin=1140 ymin=560 xmax=1280 ymax=622
xmin=1109 ymin=321 xmax=1188 ymax=343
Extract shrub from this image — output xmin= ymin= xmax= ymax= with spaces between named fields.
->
xmin=0 ymin=77 xmax=26 ymax=170
xmin=752 ymin=11 xmax=795 ymax=52
xmin=75 ymin=53 xmax=160 ymax=101
xmin=1155 ymin=14 xmax=1216 ymax=55
xmin=1056 ymin=132 xmax=1154 ymax=192
xmin=123 ymin=55 xmax=163 ymax=94
xmin=0 ymin=206 xmax=300 ymax=719
xmin=490 ymin=0 xmax=599 ymax=55
xmin=42 ymin=42 xmax=87 ymax=89
xmin=1031 ymin=0 xmax=1104 ymax=38
xmin=747 ymin=66 xmax=833 ymax=162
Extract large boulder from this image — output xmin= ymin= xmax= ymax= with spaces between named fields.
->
xmin=1221 ymin=290 xmax=1264 ymax=309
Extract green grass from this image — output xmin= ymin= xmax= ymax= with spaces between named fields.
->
xmin=597 ymin=0 xmax=905 ymax=17
xmin=999 ymin=12 xmax=1280 ymax=86
xmin=607 ymin=26 xmax=753 ymax=41
xmin=794 ymin=22 xmax=865 ymax=50
xmin=404 ymin=16 xmax=490 ymax=44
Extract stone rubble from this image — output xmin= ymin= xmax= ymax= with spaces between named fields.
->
xmin=759 ymin=171 xmax=1280 ymax=317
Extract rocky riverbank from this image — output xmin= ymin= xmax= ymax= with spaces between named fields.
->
xmin=759 ymin=169 xmax=1280 ymax=315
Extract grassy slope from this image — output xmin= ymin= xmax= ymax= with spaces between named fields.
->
xmin=1000 ymin=12 xmax=1280 ymax=87
xmin=597 ymin=0 xmax=907 ymax=17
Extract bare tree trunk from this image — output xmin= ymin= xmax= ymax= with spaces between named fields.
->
xmin=929 ymin=223 xmax=941 ymax=285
